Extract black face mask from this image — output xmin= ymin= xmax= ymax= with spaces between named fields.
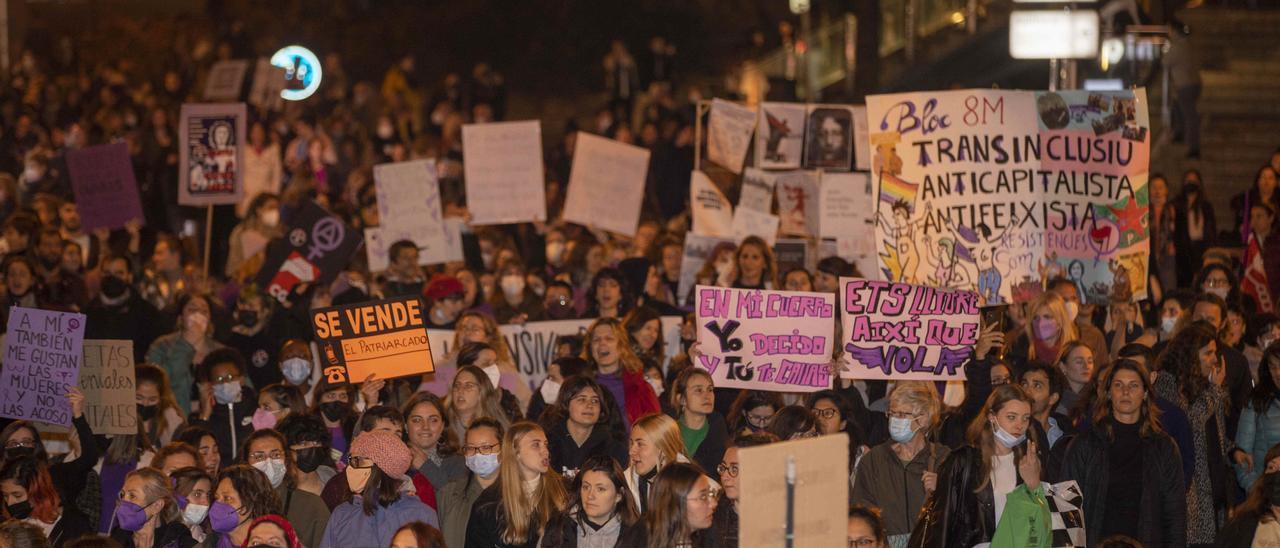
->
xmin=236 ymin=310 xmax=259 ymax=328
xmin=6 ymin=500 xmax=31 ymax=520
xmin=137 ymin=404 xmax=158 ymax=421
xmin=4 ymin=446 xmax=34 ymax=460
xmin=294 ymin=447 xmax=324 ymax=473
xmin=319 ymin=401 xmax=349 ymax=422
xmin=100 ymin=275 xmax=129 ymax=299
xmin=38 ymin=256 xmax=59 ymax=271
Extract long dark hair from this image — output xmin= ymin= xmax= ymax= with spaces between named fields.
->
xmin=805 ymin=390 xmax=866 ymax=469
xmin=355 ymin=464 xmax=403 ymax=517
xmin=401 ymin=392 xmax=460 ymax=457
xmin=766 ymin=405 xmax=816 ymax=440
xmin=569 ymin=455 xmax=640 ymax=528
xmin=585 ymin=267 xmax=635 ymax=318
xmin=1192 ymin=263 xmax=1242 ymax=306
xmin=643 ymin=462 xmax=709 ymax=548
xmin=965 ymin=385 xmax=1035 ymax=491
xmin=237 ymin=429 xmax=297 ymax=489
xmin=1156 ymin=321 xmax=1220 ymax=404
xmin=1091 ymin=359 xmax=1165 ymax=439
xmin=538 ymin=375 xmax=625 ymax=443
xmin=215 ymin=465 xmax=281 ymax=521
xmin=727 ymin=390 xmax=784 ymax=434
xmin=1250 ymin=344 xmax=1280 ymax=415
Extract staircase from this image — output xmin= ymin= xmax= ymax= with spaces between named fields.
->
xmin=1163 ymin=8 xmax=1280 ymax=227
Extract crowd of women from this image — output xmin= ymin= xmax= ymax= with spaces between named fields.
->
xmin=0 ymin=5 xmax=1278 ymax=548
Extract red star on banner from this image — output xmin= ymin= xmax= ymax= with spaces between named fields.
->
xmin=1106 ymin=195 xmax=1146 ymax=243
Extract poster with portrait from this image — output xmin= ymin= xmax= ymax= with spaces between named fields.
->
xmin=865 ymin=89 xmax=1151 ymax=306
xmin=803 ymin=104 xmax=855 ymax=171
xmin=179 ymin=103 xmax=246 ymax=206
xmin=755 ymin=102 xmax=805 ymax=170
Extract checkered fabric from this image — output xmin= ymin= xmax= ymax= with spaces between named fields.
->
xmin=1045 ymin=480 xmax=1087 ymax=547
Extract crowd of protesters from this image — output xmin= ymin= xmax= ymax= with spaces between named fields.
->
xmin=0 ymin=5 xmax=1277 ymax=548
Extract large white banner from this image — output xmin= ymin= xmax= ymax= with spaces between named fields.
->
xmin=462 ymin=120 xmax=547 ymax=225
xmin=563 ymin=132 xmax=650 ymax=237
xmin=374 ymin=160 xmax=451 ymax=265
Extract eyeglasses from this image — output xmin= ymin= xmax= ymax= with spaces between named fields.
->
xmin=4 ymin=439 xmax=35 ymax=449
xmin=686 ymin=487 xmax=721 ymax=504
xmin=211 ymin=373 xmax=239 ymax=384
xmin=849 ymin=538 xmax=878 ymax=547
xmin=812 ymin=408 xmax=840 ymax=420
xmin=1204 ymin=278 xmax=1230 ymax=288
xmin=453 ymin=381 xmax=480 ymax=393
xmin=348 ymin=456 xmax=374 ymax=469
xmin=887 ymin=411 xmax=920 ymax=421
xmin=746 ymin=413 xmax=774 ymax=426
xmin=716 ymin=463 xmax=739 ymax=478
xmin=462 ymin=443 xmax=500 ymax=457
xmin=249 ymin=450 xmax=284 ymax=461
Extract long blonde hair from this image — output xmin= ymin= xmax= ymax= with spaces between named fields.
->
xmin=497 ymin=422 xmax=568 ymax=544
xmin=583 ymin=317 xmax=646 ymax=374
xmin=1023 ymin=291 xmax=1079 ymax=361
xmin=125 ymin=466 xmax=181 ymax=524
xmin=630 ymin=413 xmax=688 ymax=474
xmin=445 ymin=366 xmax=511 ymax=441
xmin=451 ymin=312 xmax=516 ymax=371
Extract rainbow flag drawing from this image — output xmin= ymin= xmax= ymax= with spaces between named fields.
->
xmin=879 ymin=173 xmax=919 ymax=209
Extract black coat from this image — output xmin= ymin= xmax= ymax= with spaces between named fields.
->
xmin=109 ymin=520 xmax=198 ymax=548
xmin=683 ymin=413 xmax=729 ymax=483
xmin=190 ymin=385 xmax=256 ymax=466
xmin=47 ymin=507 xmax=93 ymax=548
xmin=907 ymin=443 xmax=1047 ymax=548
xmin=1060 ymin=423 xmax=1187 ymax=547
xmin=545 ymin=419 xmax=629 ymax=477
xmin=84 ymin=291 xmax=163 ymax=363
xmin=465 ymin=485 xmax=537 ymax=548
xmin=539 ymin=510 xmax=643 ymax=548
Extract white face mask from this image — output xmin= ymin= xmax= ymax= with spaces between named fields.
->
xmin=1205 ymin=286 xmax=1230 ymax=301
xmin=253 ymin=458 xmax=287 ymax=488
xmin=500 ymin=275 xmax=525 ymax=298
xmin=646 ymin=376 xmax=665 ymax=397
xmin=540 ymin=379 xmax=562 ymax=404
xmin=182 ymin=503 xmax=209 ymax=526
xmin=1161 ymin=316 xmax=1178 ymax=335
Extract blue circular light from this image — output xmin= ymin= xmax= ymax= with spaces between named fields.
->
xmin=270 ymin=45 xmax=323 ymax=101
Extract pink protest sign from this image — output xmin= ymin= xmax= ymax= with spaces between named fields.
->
xmin=839 ymin=277 xmax=979 ymax=380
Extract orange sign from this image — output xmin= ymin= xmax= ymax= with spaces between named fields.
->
xmin=311 ymin=296 xmax=433 ymax=383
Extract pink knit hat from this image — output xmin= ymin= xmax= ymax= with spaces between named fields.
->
xmin=349 ymin=430 xmax=413 ymax=479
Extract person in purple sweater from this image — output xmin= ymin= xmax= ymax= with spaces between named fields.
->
xmin=319 ymin=430 xmax=438 ymax=548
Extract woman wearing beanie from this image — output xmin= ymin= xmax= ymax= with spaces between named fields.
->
xmin=319 ymin=431 xmax=438 ymax=548
xmin=241 ymin=515 xmax=304 ymax=548
xmin=465 ymin=422 xmax=569 ymax=548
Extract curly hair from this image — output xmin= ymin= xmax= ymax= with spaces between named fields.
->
xmin=1156 ymin=321 xmax=1221 ymax=404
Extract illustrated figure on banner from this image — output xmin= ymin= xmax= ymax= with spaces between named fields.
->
xmin=763 ymin=111 xmax=794 ymax=163
xmin=188 ymin=118 xmax=238 ymax=194
xmin=876 ymin=200 xmax=929 ymax=285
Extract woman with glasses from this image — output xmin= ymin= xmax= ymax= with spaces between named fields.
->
xmin=465 ymin=422 xmax=569 ymax=548
xmin=1062 ymin=360 xmax=1186 ymax=546
xmin=726 ymin=391 xmax=784 ymax=437
xmin=541 ymin=455 xmax=642 ymax=547
xmin=108 ymin=467 xmax=197 ymax=548
xmin=908 ymin=385 xmax=1042 ymax=547
xmin=624 ymin=414 xmax=691 ymax=513
xmin=847 ymin=504 xmax=889 ymax=548
xmin=320 ymin=431 xmax=438 ymax=548
xmin=252 ymin=384 xmax=306 ymax=431
xmin=807 ymin=390 xmax=868 ymax=483
xmin=583 ymin=318 xmax=661 ymax=426
xmin=671 ymin=369 xmax=729 ymax=480
xmin=712 ymin=432 xmax=778 ymax=548
xmin=420 ymin=312 xmax=530 ymax=410
xmin=203 ymin=465 xmax=281 ymax=548
xmin=193 ymin=348 xmax=256 ymax=467
xmin=1153 ymin=321 xmax=1232 ymax=545
xmin=445 ymin=365 xmax=513 ymax=444
xmin=851 ymin=382 xmax=947 ymax=547
xmin=635 ymin=462 xmax=719 ymax=548
xmin=541 ymin=375 xmax=628 ymax=477
xmin=238 ymin=429 xmax=329 ymax=548
xmin=439 ymin=418 xmax=504 ymax=548
xmin=0 ymin=388 xmax=96 ymax=522
xmin=402 ymin=392 xmax=466 ymax=496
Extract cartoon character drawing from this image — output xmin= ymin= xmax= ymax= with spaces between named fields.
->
xmin=1109 ymin=258 xmax=1133 ymax=302
xmin=877 ymin=200 xmax=929 ymax=284
xmin=971 ymin=224 xmax=1005 ymax=306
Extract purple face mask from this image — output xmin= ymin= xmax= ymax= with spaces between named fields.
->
xmin=115 ymin=500 xmax=151 ymax=532
xmin=1036 ymin=318 xmax=1060 ymax=341
xmin=208 ymin=501 xmax=242 ymax=533
xmin=251 ymin=407 xmax=278 ymax=430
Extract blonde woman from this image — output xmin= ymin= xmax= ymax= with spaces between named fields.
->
xmin=851 ymin=381 xmax=950 ymax=547
xmin=445 ymin=365 xmax=512 ymax=444
xmin=465 ymin=422 xmax=568 ymax=547
xmin=107 ymin=466 xmax=196 ymax=548
xmin=1005 ymin=291 xmax=1079 ymax=370
xmin=623 ymin=413 xmax=691 ymax=512
xmin=421 ymin=312 xmax=530 ymax=408
xmin=583 ymin=318 xmax=661 ymax=425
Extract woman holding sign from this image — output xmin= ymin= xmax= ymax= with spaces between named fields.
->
xmin=0 ymin=388 xmax=97 ymax=526
xmin=1004 ymin=292 xmax=1079 ymax=372
xmin=0 ymin=457 xmax=94 ymax=547
xmin=907 ymin=385 xmax=1046 ymax=547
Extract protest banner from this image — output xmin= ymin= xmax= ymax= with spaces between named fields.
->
xmin=732 ymin=206 xmax=779 ymax=248
xmin=563 ymin=132 xmax=649 ymax=237
xmin=426 ymin=316 xmax=683 ymax=390
xmin=79 ymin=339 xmax=136 ymax=436
xmin=248 ymin=57 xmax=286 ymax=111
xmin=694 ymin=286 xmax=835 ymax=392
xmin=690 ymin=171 xmax=734 ymax=238
xmin=865 ymin=89 xmax=1151 ymax=305
xmin=775 ymin=170 xmax=820 ymax=237
xmin=678 ymin=233 xmax=735 ymax=307
xmin=462 ymin=120 xmax=547 ymax=225
xmin=364 ymin=227 xmax=390 ymax=272
xmin=773 ymin=239 xmax=809 ymax=271
xmin=375 ymin=159 xmax=451 ymax=264
xmin=179 ymin=103 xmax=246 ymax=206
xmin=67 ymin=142 xmax=144 ymax=231
xmin=312 ymin=295 xmax=434 ymax=384
xmin=740 ymin=168 xmax=777 ymax=212
xmin=257 ymin=201 xmax=362 ymax=303
xmin=839 ymin=277 xmax=980 ymax=380
xmin=819 ymin=172 xmax=874 ymax=240
xmin=755 ymin=102 xmax=805 ymax=170
xmin=738 ymin=434 xmax=847 ymax=547
xmin=706 ymin=98 xmax=756 ymax=174
xmin=203 ymin=60 xmax=250 ymax=101
xmin=804 ymin=104 xmax=855 ymax=171
xmin=852 ymin=105 xmax=870 ymax=171
xmin=0 ymin=307 xmax=86 ymax=427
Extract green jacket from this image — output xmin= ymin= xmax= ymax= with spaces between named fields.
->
xmin=145 ymin=332 xmax=223 ymax=413
xmin=437 ymin=473 xmax=488 ymax=548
